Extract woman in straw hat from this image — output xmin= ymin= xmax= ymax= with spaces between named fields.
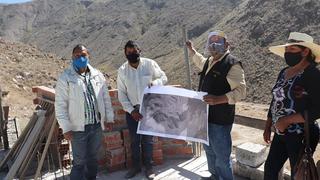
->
xmin=263 ymin=32 xmax=320 ymax=179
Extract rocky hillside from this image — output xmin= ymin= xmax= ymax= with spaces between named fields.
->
xmin=0 ymin=0 xmax=320 ymax=104
xmin=0 ymin=38 xmax=66 ymax=127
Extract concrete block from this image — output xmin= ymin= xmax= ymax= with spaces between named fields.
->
xmin=235 ymin=142 xmax=268 ymax=167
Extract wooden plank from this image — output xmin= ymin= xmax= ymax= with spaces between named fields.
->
xmin=18 ymin=113 xmax=55 ymax=178
xmin=34 ymin=117 xmax=57 ymax=179
xmin=0 ymin=113 xmax=38 ymax=170
xmin=5 ymin=110 xmax=46 ymax=180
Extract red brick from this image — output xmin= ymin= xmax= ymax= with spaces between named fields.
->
xmin=106 ymin=147 xmax=124 ymax=157
xmin=107 ymin=163 xmax=125 ymax=172
xmin=108 ymin=90 xmax=118 ymax=98
xmin=111 ymin=100 xmax=122 ymax=106
xmin=32 ymin=86 xmax=55 ymax=101
xmin=153 ymin=141 xmax=162 ymax=150
xmin=176 ymin=146 xmax=193 ymax=155
xmin=103 ymin=131 xmax=122 ymax=144
xmin=116 ymin=109 xmax=126 ymax=115
xmin=104 ymin=140 xmax=123 ymax=150
xmin=162 ymin=146 xmax=176 ymax=156
xmin=171 ymin=139 xmax=188 ymax=145
xmin=152 ymin=149 xmax=163 ymax=159
xmin=153 ymin=157 xmax=163 ymax=165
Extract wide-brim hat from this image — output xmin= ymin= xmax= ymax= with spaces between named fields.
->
xmin=269 ymin=32 xmax=320 ymax=62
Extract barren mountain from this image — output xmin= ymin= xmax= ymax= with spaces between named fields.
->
xmin=0 ymin=38 xmax=67 ymax=127
xmin=1 ymin=0 xmax=320 ymax=104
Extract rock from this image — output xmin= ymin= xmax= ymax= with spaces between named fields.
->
xmin=235 ymin=142 xmax=268 ymax=168
xmin=12 ymin=78 xmax=18 ymax=84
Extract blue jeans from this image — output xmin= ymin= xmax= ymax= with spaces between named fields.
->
xmin=203 ymin=123 xmax=233 ymax=180
xmin=126 ymin=113 xmax=153 ymax=169
xmin=70 ymin=123 xmax=102 ymax=180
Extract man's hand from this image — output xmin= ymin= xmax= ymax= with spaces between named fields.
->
xmin=104 ymin=122 xmax=113 ymax=131
xmin=203 ymin=94 xmax=228 ymax=105
xmin=186 ymin=40 xmax=196 ymax=54
xmin=63 ymin=131 xmax=73 ymax=141
xmin=131 ymin=110 xmax=143 ymax=121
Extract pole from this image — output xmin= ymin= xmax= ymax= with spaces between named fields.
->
xmin=182 ymin=25 xmax=202 ymax=157
xmin=182 ymin=25 xmax=192 ymax=89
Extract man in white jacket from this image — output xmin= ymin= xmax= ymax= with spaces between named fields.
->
xmin=55 ymin=44 xmax=114 ymax=180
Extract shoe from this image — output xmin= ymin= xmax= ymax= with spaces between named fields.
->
xmin=125 ymin=168 xmax=141 ymax=179
xmin=200 ymin=175 xmax=216 ymax=180
xmin=145 ymin=168 xmax=155 ymax=180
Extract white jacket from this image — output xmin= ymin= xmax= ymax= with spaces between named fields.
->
xmin=55 ymin=64 xmax=114 ymax=133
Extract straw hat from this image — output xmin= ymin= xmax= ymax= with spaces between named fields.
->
xmin=269 ymin=32 xmax=320 ymax=62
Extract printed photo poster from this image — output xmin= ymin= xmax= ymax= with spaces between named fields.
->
xmin=137 ymin=86 xmax=209 ymax=145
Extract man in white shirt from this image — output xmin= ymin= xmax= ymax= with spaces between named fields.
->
xmin=117 ymin=40 xmax=167 ymax=179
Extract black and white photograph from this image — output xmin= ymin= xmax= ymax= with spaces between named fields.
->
xmin=137 ymin=86 xmax=208 ymax=145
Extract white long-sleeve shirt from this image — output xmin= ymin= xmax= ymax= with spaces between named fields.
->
xmin=117 ymin=57 xmax=168 ymax=113
xmin=192 ymin=51 xmax=246 ymax=104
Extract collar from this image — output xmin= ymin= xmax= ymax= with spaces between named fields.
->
xmin=69 ymin=64 xmax=99 ymax=77
xmin=209 ymin=50 xmax=230 ymax=63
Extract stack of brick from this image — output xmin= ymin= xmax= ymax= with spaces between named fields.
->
xmin=97 ymin=89 xmax=193 ymax=172
xmin=102 ymin=131 xmax=125 ymax=172
xmin=109 ymin=90 xmax=127 ymax=131
xmin=152 ymin=137 xmax=163 ymax=165
xmin=32 ymin=86 xmax=72 ymax=169
xmin=161 ymin=138 xmax=193 ymax=158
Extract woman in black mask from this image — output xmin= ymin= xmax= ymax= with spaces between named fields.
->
xmin=263 ymin=32 xmax=320 ymax=179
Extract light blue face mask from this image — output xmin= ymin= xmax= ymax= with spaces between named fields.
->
xmin=208 ymin=39 xmax=225 ymax=54
xmin=73 ymin=56 xmax=89 ymax=72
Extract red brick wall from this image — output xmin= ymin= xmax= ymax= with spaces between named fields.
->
xmin=98 ymin=89 xmax=194 ymax=171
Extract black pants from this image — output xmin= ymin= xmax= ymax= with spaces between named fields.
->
xmin=126 ymin=113 xmax=153 ymax=169
xmin=264 ymin=125 xmax=319 ymax=180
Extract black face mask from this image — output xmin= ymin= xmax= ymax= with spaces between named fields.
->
xmin=126 ymin=53 xmax=140 ymax=63
xmin=284 ymin=52 xmax=303 ymax=66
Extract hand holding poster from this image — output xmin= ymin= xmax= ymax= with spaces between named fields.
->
xmin=137 ymin=86 xmax=209 ymax=145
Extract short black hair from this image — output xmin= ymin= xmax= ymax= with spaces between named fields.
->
xmin=124 ymin=40 xmax=140 ymax=50
xmin=72 ymin=44 xmax=87 ymax=54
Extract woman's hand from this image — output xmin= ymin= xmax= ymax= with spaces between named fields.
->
xmin=274 ymin=116 xmax=290 ymax=132
xmin=263 ymin=118 xmax=272 ymax=144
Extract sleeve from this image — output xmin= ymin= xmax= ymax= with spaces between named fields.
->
xmin=267 ymin=68 xmax=286 ymax=119
xmin=191 ymin=51 xmax=208 ymax=70
xmin=225 ymin=63 xmax=246 ymax=104
xmin=54 ymin=73 xmax=73 ymax=133
xmin=117 ymin=70 xmax=135 ymax=113
xmin=151 ymin=61 xmax=168 ymax=86
xmin=304 ymin=67 xmax=320 ymax=122
xmin=100 ymin=73 xmax=114 ymax=123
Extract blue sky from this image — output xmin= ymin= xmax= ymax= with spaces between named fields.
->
xmin=0 ymin=0 xmax=32 ymax=4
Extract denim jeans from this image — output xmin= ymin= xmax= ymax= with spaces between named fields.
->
xmin=70 ymin=123 xmax=102 ymax=180
xmin=203 ymin=123 xmax=233 ymax=180
xmin=264 ymin=124 xmax=319 ymax=180
xmin=126 ymin=113 xmax=153 ymax=169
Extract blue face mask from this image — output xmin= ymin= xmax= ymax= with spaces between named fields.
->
xmin=73 ymin=56 xmax=89 ymax=72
